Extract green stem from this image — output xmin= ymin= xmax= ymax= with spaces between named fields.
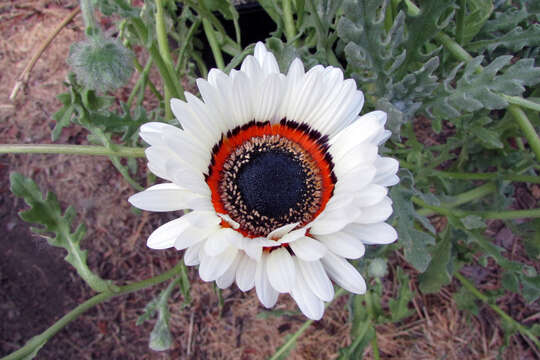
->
xmin=456 ymin=0 xmax=466 ymax=45
xmin=90 ymin=127 xmax=143 ymax=191
xmin=455 ymin=272 xmax=540 ymax=349
xmin=1 ymin=263 xmax=183 ymax=360
xmin=155 ymin=0 xmax=183 ymax=119
xmin=507 ymin=105 xmax=540 ymax=162
xmin=399 ymin=161 xmax=540 ymax=184
xmin=175 ymin=19 xmax=201 ymax=74
xmin=364 ymin=291 xmax=381 ymax=360
xmin=268 ymin=288 xmax=346 ymax=360
xmin=412 ymin=196 xmax=540 ymax=220
xmin=131 ymin=19 xmax=184 ymax=102
xmin=434 ymin=32 xmax=473 ymax=62
xmin=283 ymin=0 xmax=296 ymax=43
xmin=417 ymin=182 xmax=496 ymax=217
xmin=202 ymin=18 xmax=225 ymax=70
xmin=0 ymin=144 xmax=145 ymax=158
xmin=132 ymin=55 xmax=162 ymax=102
xmin=80 ymin=0 xmax=99 ymax=37
xmin=127 ymin=57 xmax=156 ymax=108
xmin=503 ymin=94 xmax=540 ymax=112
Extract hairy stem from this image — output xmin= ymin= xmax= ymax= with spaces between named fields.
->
xmin=412 ymin=196 xmax=540 ymax=220
xmin=455 ymin=272 xmax=540 ymax=349
xmin=399 ymin=160 xmax=540 ymax=184
xmin=417 ymin=182 xmax=496 ymax=217
xmin=155 ymin=0 xmax=183 ymax=118
xmin=507 ymin=105 xmax=540 ymax=162
xmin=202 ymin=18 xmax=225 ymax=70
xmin=283 ymin=0 xmax=296 ymax=43
xmin=268 ymin=287 xmax=346 ymax=360
xmin=0 ymin=144 xmax=145 ymax=158
xmin=1 ymin=263 xmax=183 ymax=360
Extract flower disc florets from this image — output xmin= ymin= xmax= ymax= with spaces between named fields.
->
xmin=129 ymin=42 xmax=399 ymax=320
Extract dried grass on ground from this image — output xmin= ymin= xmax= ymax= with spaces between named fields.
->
xmin=0 ymin=2 xmax=537 ymax=359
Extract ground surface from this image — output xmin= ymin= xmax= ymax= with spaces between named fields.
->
xmin=0 ymin=1 xmax=538 ymax=359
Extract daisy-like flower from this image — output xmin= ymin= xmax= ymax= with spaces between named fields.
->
xmin=129 ymin=43 xmax=399 ymax=320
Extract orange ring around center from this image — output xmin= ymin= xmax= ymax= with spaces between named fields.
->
xmin=206 ymin=121 xmax=335 ymax=238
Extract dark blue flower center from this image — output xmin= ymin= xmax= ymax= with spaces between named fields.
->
xmin=237 ymin=150 xmax=306 ymax=218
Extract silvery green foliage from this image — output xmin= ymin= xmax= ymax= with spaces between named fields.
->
xmin=337 ymin=0 xmax=454 ymax=136
xmin=10 ymin=173 xmax=114 ymax=293
xmin=68 ymin=36 xmax=134 ymax=92
xmin=425 ymin=56 xmax=540 ymax=120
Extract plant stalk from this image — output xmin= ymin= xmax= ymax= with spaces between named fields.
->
xmin=202 ymin=18 xmax=225 ymax=70
xmin=455 ymin=272 xmax=540 ymax=349
xmin=268 ymin=287 xmax=346 ymax=360
xmin=507 ymin=105 xmax=540 ymax=162
xmin=417 ymin=182 xmax=496 ymax=217
xmin=0 ymin=144 xmax=145 ymax=158
xmin=1 ymin=263 xmax=183 ymax=360
xmin=283 ymin=0 xmax=297 ymax=43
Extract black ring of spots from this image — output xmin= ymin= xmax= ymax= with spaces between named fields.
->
xmin=237 ymin=150 xmax=306 ymax=218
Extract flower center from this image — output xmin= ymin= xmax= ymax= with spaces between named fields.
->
xmin=206 ymin=120 xmax=336 ymax=238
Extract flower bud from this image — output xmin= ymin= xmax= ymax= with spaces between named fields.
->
xmin=368 ymin=258 xmax=388 ymax=279
xmin=67 ymin=36 xmax=133 ymax=92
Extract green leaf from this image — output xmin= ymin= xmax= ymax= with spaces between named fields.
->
xmin=471 ymin=126 xmax=504 ymax=149
xmin=460 ymin=215 xmax=487 ymax=230
xmin=425 ymin=56 xmax=540 ymax=120
xmin=419 ymin=236 xmax=453 ymax=293
xmin=389 ymin=268 xmax=414 ymax=321
xmin=137 ymin=279 xmax=179 ymax=351
xmin=453 ymin=286 xmax=479 ymax=316
xmin=521 ymin=275 xmax=540 ymax=303
xmin=467 ymin=24 xmax=540 ymax=53
xmin=391 ymin=186 xmax=435 ymax=272
xmin=10 ymin=173 xmax=113 ymax=292
xmin=461 ymin=0 xmax=494 ymax=44
xmin=501 ymin=272 xmax=519 ymax=293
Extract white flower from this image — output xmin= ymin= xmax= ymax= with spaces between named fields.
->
xmin=129 ymin=42 xmax=399 ymax=320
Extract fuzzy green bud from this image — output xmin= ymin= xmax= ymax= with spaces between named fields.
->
xmin=67 ymin=36 xmax=134 ymax=92
xmin=368 ymin=258 xmax=388 ymax=279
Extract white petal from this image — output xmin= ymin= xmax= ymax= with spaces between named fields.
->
xmin=290 ymin=259 xmax=325 ymax=320
xmin=333 ymin=143 xmax=378 ymax=177
xmin=236 ymin=254 xmax=257 ymax=291
xmin=254 ymin=42 xmax=280 ymax=74
xmin=374 ymin=157 xmax=400 ymax=186
xmin=253 ymin=73 xmax=285 ymax=121
xmin=267 ymin=222 xmax=300 ymax=240
xmin=334 ymin=165 xmax=377 ymax=193
xmin=278 ymin=228 xmax=307 ymax=244
xmin=266 ymin=248 xmax=296 ymax=293
xmin=181 ymin=211 xmax=221 ymax=228
xmin=289 ymin=236 xmax=327 ymax=261
xmin=329 ymin=111 xmax=387 ymax=158
xmin=216 ymin=254 xmax=241 ymax=289
xmin=199 ymin=246 xmax=239 ymax=282
xmin=309 ymin=204 xmax=362 ymax=235
xmin=243 ymin=238 xmax=263 ymax=261
xmin=184 ymin=242 xmax=203 ymax=266
xmin=128 ymin=183 xmax=207 ymax=212
xmin=204 ymin=228 xmax=242 ymax=257
xmin=355 ymin=184 xmax=388 ymax=207
xmin=146 ymin=217 xmax=189 ymax=249
xmin=315 ymin=232 xmax=366 ymax=259
xmin=174 ymin=225 xmax=220 ymax=251
xmin=217 ymin=213 xmax=240 ymax=229
xmin=296 ymin=259 xmax=334 ymax=302
xmin=355 ymin=197 xmax=393 ymax=224
xmin=170 ymin=98 xmax=215 ymax=146
xmin=255 ymin=254 xmax=279 ymax=308
xmin=343 ymin=223 xmax=398 ymax=245
xmin=321 ymin=252 xmax=366 ymax=294
xmin=139 ymin=122 xmax=173 ymax=146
